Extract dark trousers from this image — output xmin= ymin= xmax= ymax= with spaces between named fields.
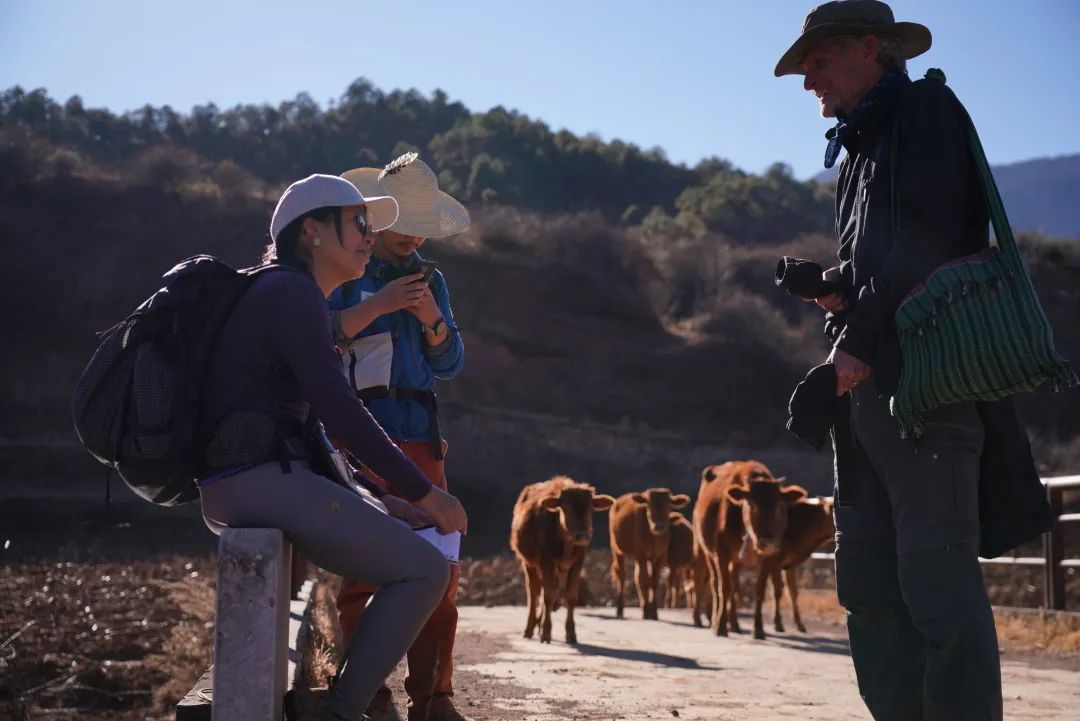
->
xmin=834 ymin=381 xmax=1002 ymax=721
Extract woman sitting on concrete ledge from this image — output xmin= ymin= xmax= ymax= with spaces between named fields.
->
xmin=196 ymin=174 xmax=468 ymax=721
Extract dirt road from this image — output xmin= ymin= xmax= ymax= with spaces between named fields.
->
xmin=402 ymin=606 xmax=1080 ymax=721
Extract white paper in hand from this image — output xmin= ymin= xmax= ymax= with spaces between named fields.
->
xmin=413 ymin=526 xmax=461 ymax=564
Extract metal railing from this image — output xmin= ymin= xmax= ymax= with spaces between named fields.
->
xmin=811 ymin=474 xmax=1080 ymax=611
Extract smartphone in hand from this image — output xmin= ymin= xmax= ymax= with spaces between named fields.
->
xmin=417 ymin=260 xmax=438 ymax=283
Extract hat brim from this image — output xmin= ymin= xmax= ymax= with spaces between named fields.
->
xmin=341 ymin=168 xmax=399 ymax=231
xmin=774 ymin=21 xmax=931 ymax=77
xmin=363 ymin=195 xmax=399 ymax=232
xmin=391 ymin=191 xmax=471 ymax=239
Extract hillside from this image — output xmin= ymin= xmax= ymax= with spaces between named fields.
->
xmin=2 ymin=82 xmax=1079 ymax=553
xmin=5 ymin=153 xmax=1078 ymax=460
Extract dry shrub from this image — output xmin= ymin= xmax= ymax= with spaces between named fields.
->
xmin=127 ymin=145 xmax=203 ymax=190
xmin=994 ymin=608 xmax=1080 ymax=657
xmin=147 ymin=575 xmax=216 ymax=713
xmin=457 ymin=206 xmax=649 ymax=282
xmin=43 ymin=147 xmax=87 ymax=179
xmin=297 ymin=580 xmax=344 ymax=689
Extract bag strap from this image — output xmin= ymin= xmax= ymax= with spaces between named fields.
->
xmin=931 ymin=71 xmax=1022 ymax=265
xmin=892 ymin=69 xmax=1020 ymax=265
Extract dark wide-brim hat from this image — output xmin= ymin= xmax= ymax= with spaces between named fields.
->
xmin=774 ymin=0 xmax=932 ymax=77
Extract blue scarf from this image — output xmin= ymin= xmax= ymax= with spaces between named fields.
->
xmin=823 ymin=71 xmax=909 ymax=168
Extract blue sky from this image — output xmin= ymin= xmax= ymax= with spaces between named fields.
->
xmin=2 ymin=0 xmax=1077 ymax=179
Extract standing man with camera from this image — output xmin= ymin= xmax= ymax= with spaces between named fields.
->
xmin=330 ymin=152 xmax=471 ymax=721
xmin=775 ymin=2 xmax=1015 ymax=720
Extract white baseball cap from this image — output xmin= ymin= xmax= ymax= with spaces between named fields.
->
xmin=270 ymin=174 xmax=399 ymax=241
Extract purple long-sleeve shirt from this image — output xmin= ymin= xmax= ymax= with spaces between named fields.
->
xmin=201 ymin=269 xmax=433 ymax=501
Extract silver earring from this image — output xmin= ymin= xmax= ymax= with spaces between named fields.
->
xmin=313 ymin=236 xmax=321 ymax=247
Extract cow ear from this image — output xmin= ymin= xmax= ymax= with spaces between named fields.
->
xmin=703 ymin=466 xmax=717 ymax=482
xmin=781 ymin=485 xmax=808 ymax=503
xmin=725 ymin=485 xmax=750 ymax=503
xmin=592 ymin=494 xmax=615 ymax=512
xmin=541 ymin=496 xmax=561 ymax=512
xmin=630 ymin=493 xmax=647 ymax=504
xmin=670 ymin=494 xmax=691 ymax=509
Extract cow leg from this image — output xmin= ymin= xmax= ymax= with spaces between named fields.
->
xmin=523 ymin=562 xmax=541 ymax=639
xmin=692 ymin=554 xmax=710 ymax=628
xmin=707 ymin=552 xmax=724 ymax=635
xmin=727 ymin=561 xmax=743 ymax=634
xmin=539 ymin=561 xmax=559 ymax=644
xmin=634 ymin=559 xmax=652 ymax=620
xmin=564 ymin=554 xmax=585 ymax=645
xmin=668 ymin=567 xmax=683 ymax=609
xmin=648 ymin=560 xmax=664 ymax=619
xmin=713 ymin=555 xmax=730 ymax=636
xmin=611 ymin=551 xmax=627 ymax=619
xmin=785 ymin=566 xmax=807 ymax=633
xmin=752 ymin=564 xmax=769 ymax=640
xmin=771 ymin=565 xmax=786 ymax=633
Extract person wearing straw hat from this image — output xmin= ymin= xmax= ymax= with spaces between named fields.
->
xmin=776 ymin=2 xmax=1011 ymax=719
xmin=329 ymin=152 xmax=471 ymax=721
xmin=196 ymin=174 xmax=469 ymax=721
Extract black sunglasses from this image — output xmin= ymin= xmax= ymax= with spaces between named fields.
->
xmin=351 ymin=208 xmax=371 ymax=237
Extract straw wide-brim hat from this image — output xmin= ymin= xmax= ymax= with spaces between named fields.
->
xmin=341 ymin=152 xmax=470 ymax=239
xmin=774 ymin=0 xmax=931 ymax=77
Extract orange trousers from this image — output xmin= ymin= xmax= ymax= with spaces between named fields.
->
xmin=336 ymin=439 xmax=459 ymax=718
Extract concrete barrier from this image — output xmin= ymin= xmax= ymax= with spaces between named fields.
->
xmin=171 ymin=528 xmax=315 ymax=721
xmin=176 ymin=529 xmax=315 ymax=720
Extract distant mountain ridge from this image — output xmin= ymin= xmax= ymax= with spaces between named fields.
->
xmin=813 ymin=154 xmax=1080 ymax=239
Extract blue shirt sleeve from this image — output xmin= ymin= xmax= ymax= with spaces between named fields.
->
xmin=424 ymin=271 xmax=464 ymax=380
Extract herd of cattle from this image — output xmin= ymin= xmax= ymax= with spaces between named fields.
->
xmin=509 ymin=460 xmax=835 ymax=644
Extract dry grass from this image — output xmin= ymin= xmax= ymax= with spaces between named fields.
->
xmin=994 ymin=608 xmax=1080 ymax=657
xmin=296 ymin=575 xmax=344 ymax=690
xmin=0 ymin=557 xmax=216 ymax=720
xmin=147 ymin=578 xmax=217 ymax=712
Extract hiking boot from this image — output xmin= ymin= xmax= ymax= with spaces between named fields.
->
xmin=418 ymin=696 xmax=475 ymax=721
xmin=365 ymin=685 xmax=394 ymax=721
xmin=285 ymin=687 xmax=372 ymax=721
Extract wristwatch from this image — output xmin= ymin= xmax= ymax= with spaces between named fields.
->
xmin=424 ymin=319 xmax=447 ymax=336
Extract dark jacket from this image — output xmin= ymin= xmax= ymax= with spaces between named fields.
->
xmin=825 ymin=73 xmax=1052 ymax=557
xmin=832 ymin=74 xmax=988 ymax=387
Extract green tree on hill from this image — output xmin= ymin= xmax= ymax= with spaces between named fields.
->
xmin=1 ymin=79 xmax=830 ymax=239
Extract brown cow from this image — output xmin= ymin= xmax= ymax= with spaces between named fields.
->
xmin=742 ymin=496 xmax=835 ymax=634
xmin=693 ymin=461 xmax=806 ymax=637
xmin=510 ymin=476 xmax=614 ymax=644
xmin=664 ymin=512 xmax=695 ymax=609
xmin=609 ymin=488 xmax=691 ymax=619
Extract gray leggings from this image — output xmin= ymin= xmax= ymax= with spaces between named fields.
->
xmin=199 ymin=460 xmax=450 ymax=720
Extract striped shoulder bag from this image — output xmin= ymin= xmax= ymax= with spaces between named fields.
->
xmin=889 ymin=69 xmax=1077 ymax=436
